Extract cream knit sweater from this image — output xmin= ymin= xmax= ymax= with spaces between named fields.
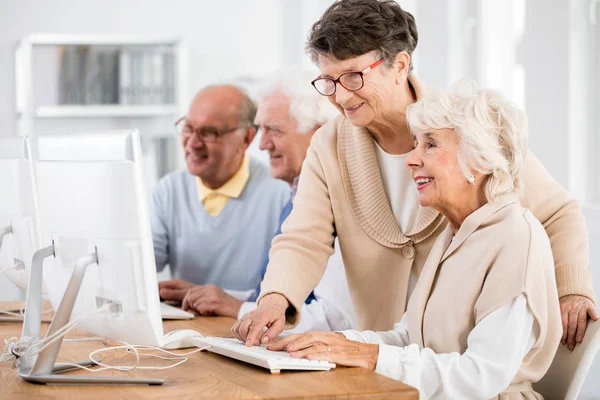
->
xmin=259 ymin=75 xmax=595 ymax=331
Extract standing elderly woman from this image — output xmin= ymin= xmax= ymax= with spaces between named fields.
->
xmin=266 ymin=82 xmax=562 ymax=399
xmin=233 ymin=0 xmax=596 ymax=350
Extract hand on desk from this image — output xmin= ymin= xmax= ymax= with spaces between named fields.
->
xmin=267 ymin=331 xmax=379 ymax=371
xmin=158 ymin=279 xmax=196 ymax=302
xmin=232 ymin=293 xmax=289 ymax=345
xmin=560 ymin=294 xmax=599 ymax=351
xmin=182 ymin=284 xmax=243 ymax=318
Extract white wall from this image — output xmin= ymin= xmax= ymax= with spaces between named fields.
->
xmin=0 ymin=0 xmax=286 ymax=126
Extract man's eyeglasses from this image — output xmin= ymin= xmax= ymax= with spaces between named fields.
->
xmin=175 ymin=117 xmax=251 ymax=142
xmin=311 ymin=58 xmax=385 ymax=97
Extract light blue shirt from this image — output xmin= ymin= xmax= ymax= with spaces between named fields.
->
xmin=150 ymin=157 xmax=291 ymax=290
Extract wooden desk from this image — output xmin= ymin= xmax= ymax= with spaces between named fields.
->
xmin=0 ymin=302 xmax=418 ymax=400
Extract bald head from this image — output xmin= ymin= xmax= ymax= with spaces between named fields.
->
xmin=182 ymin=84 xmax=257 ymax=189
xmin=189 ymin=85 xmax=256 ymax=130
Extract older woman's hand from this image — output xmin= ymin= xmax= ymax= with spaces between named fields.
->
xmin=266 ymin=331 xmax=379 ymax=370
xmin=560 ymin=295 xmax=599 ymax=351
xmin=232 ymin=293 xmax=289 ymax=346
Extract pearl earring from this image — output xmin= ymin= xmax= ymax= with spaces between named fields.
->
xmin=467 ymin=175 xmax=475 ymax=184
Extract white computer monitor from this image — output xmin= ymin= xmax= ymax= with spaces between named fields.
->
xmin=35 ymin=130 xmax=164 ymax=347
xmin=0 ymin=137 xmax=41 ymax=293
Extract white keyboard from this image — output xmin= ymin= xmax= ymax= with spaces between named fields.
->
xmin=160 ymin=302 xmax=194 ymax=320
xmin=191 ymin=337 xmax=336 ymax=374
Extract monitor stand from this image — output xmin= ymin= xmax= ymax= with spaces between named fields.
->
xmin=17 ymin=244 xmax=164 ymax=385
xmin=0 ymin=225 xmax=51 ymax=324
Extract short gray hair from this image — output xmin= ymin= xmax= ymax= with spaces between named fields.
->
xmin=307 ymin=0 xmax=418 ymax=71
xmin=257 ymin=68 xmax=338 ymax=134
xmin=406 ymin=79 xmax=529 ymax=202
xmin=238 ymin=91 xmax=258 ymax=129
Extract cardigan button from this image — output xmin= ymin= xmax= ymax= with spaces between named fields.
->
xmin=402 ymin=244 xmax=415 ymax=259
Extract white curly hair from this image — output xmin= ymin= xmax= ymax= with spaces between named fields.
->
xmin=406 ymin=79 xmax=529 ymax=202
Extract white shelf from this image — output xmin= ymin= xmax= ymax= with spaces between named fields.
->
xmin=23 ymin=34 xmax=181 ymax=46
xmin=15 ymin=34 xmax=189 ymax=136
xmin=35 ymin=105 xmax=179 ymax=118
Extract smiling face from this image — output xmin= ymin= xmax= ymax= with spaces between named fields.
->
xmin=182 ymin=87 xmax=253 ymax=188
xmin=256 ymin=91 xmax=317 ymax=185
xmin=317 ymin=51 xmax=401 ymax=128
xmin=406 ymin=128 xmax=479 ymax=215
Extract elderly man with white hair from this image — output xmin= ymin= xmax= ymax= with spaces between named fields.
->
xmin=181 ymin=70 xmax=357 ymax=333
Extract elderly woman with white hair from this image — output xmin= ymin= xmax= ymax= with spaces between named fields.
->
xmin=266 ymin=81 xmax=562 ymax=399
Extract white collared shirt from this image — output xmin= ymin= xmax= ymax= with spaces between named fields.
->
xmin=238 ymin=239 xmax=357 ymax=333
xmin=341 ymin=294 xmax=537 ymax=399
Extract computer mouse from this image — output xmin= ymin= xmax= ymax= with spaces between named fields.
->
xmin=162 ymin=329 xmax=205 ymax=350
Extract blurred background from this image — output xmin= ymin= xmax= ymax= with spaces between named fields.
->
xmin=0 ymin=1 xmax=599 ymax=396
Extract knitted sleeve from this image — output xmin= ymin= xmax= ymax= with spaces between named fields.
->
xmin=520 ymin=152 xmax=596 ymax=305
xmin=257 ymin=130 xmax=337 ymax=328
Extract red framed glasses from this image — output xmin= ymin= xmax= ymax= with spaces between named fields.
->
xmin=311 ymin=58 xmax=385 ymax=96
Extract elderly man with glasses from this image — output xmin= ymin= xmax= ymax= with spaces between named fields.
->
xmin=152 ymin=85 xmax=290 ymax=312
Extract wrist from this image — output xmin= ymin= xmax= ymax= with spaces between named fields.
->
xmin=366 ymin=344 xmax=379 ymax=371
xmin=260 ymin=293 xmax=289 ymax=309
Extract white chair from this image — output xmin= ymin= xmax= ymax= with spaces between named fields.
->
xmin=534 ymin=320 xmax=600 ymax=400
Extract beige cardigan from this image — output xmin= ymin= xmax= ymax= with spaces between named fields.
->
xmin=259 ymin=75 xmax=595 ymax=331
xmin=406 ymin=194 xmax=561 ymax=399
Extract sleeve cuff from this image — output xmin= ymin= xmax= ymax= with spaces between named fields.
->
xmin=374 ymin=343 xmax=421 ymax=385
xmin=224 ymin=288 xmax=257 ymax=302
xmin=237 ymin=301 xmax=258 ymax=320
xmin=338 ymin=330 xmax=367 ymax=343
xmin=555 ymin=266 xmax=597 ymax=306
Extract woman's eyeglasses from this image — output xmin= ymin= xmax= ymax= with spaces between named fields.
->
xmin=311 ymin=58 xmax=385 ymax=96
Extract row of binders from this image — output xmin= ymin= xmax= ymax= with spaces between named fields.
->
xmin=58 ymin=45 xmax=176 ymax=106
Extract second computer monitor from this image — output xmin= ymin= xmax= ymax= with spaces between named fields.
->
xmin=0 ymin=137 xmax=40 ymax=293
xmin=35 ymin=130 xmax=164 ymax=346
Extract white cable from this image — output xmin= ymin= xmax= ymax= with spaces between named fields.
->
xmin=0 ymin=304 xmax=113 ymax=363
xmin=0 ymin=301 xmax=209 ymax=372
xmin=55 ymin=343 xmax=211 ymax=372
xmin=0 ymin=310 xmax=25 ymax=318
xmin=0 ymin=307 xmax=52 ymax=318
xmin=32 ymin=306 xmax=111 ymax=356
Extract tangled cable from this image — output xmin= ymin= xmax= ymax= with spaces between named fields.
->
xmin=1 ymin=303 xmax=209 ymax=372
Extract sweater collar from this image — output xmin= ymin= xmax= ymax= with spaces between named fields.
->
xmin=440 ymin=192 xmax=521 ymax=263
xmin=410 ymin=192 xmax=521 ymax=347
xmin=196 ymin=153 xmax=250 ymax=201
xmin=337 ymin=73 xmax=444 ymax=247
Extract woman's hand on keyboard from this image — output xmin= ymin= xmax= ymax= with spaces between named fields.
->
xmin=232 ymin=293 xmax=289 ymax=346
xmin=266 ymin=331 xmax=379 ymax=371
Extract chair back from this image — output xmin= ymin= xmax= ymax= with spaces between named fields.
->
xmin=534 ymin=321 xmax=600 ymax=400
